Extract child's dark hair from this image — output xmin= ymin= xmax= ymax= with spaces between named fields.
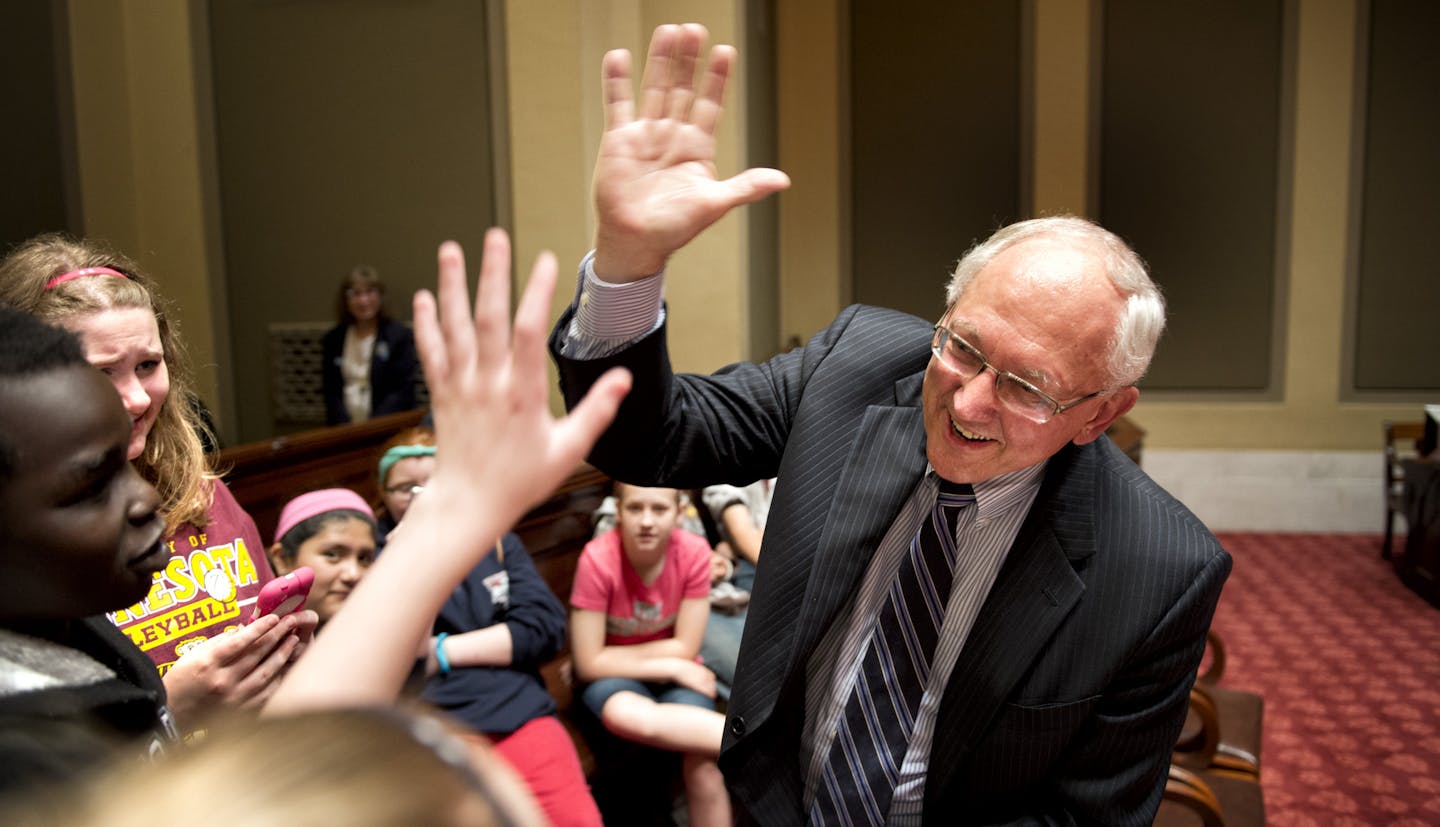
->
xmin=0 ymin=307 xmax=91 ymax=481
xmin=0 ymin=305 xmax=88 ymax=377
xmin=276 ymin=510 xmax=376 ymax=563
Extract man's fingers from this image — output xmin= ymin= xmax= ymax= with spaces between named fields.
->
xmin=637 ymin=24 xmax=679 ymax=121
xmin=719 ymin=168 xmax=793 ymax=207
xmin=602 ymin=49 xmax=635 ymax=130
xmin=663 ymin=24 xmax=706 ymax=121
xmin=690 ymin=44 xmax=733 ymax=134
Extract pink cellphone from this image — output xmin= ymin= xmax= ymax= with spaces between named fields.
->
xmin=248 ymin=567 xmax=314 ymax=623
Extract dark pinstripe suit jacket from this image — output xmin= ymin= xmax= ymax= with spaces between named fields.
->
xmin=551 ymin=303 xmax=1231 ymax=826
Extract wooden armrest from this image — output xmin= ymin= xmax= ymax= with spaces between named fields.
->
xmin=1161 ymin=765 xmax=1226 ymax=827
xmin=1209 ymin=685 xmax=1263 ymax=777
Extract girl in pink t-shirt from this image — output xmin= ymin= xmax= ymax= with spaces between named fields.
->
xmin=570 ymin=484 xmax=731 ymax=827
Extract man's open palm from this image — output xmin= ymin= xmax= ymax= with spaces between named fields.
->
xmin=593 ymin=23 xmax=790 ymax=280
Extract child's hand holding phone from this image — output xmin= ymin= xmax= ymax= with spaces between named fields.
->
xmin=248 ymin=567 xmax=314 ymax=624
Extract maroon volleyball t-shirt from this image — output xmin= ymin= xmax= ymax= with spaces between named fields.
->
xmin=106 ymin=480 xmax=276 ymax=676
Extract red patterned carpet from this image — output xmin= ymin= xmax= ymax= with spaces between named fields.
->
xmin=1209 ymin=533 xmax=1440 ymax=825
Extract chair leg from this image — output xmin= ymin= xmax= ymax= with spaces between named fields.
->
xmin=1384 ymin=508 xmax=1397 ymax=560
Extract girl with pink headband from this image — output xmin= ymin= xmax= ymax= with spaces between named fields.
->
xmin=268 ymin=489 xmax=377 ymax=627
xmin=43 ymin=264 xmax=130 ymax=289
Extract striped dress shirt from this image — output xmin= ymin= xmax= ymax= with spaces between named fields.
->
xmin=800 ymin=464 xmax=1043 ymax=823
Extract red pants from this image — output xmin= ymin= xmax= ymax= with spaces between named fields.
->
xmin=483 ymin=715 xmax=601 ymax=827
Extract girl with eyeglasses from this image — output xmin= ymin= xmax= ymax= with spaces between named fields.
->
xmin=376 ymin=425 xmax=602 ymax=827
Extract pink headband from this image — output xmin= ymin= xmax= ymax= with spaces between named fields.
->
xmin=44 ymin=266 xmax=130 ymax=290
xmin=274 ymin=488 xmax=375 ymax=546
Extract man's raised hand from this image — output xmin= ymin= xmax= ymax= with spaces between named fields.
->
xmin=593 ymin=23 xmax=790 ymax=280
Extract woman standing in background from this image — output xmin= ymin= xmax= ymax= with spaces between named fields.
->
xmin=322 ymin=265 xmax=418 ymax=425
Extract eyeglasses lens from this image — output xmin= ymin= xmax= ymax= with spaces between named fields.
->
xmin=934 ymin=328 xmax=1054 ymax=424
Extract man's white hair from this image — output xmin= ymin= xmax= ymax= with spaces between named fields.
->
xmin=945 ymin=216 xmax=1165 ymax=388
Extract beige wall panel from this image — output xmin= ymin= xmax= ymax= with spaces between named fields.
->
xmin=208 ymin=0 xmax=498 ymax=441
xmin=776 ymin=0 xmax=844 ymax=346
xmin=70 ymin=1 xmax=224 ymax=426
xmin=1134 ymin=0 xmax=1416 ymax=449
xmin=1032 ymin=0 xmax=1092 ymax=217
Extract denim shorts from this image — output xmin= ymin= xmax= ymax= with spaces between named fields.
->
xmin=579 ymin=677 xmax=717 ymax=720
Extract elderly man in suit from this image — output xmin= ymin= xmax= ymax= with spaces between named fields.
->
xmin=550 ymin=24 xmax=1230 ymax=826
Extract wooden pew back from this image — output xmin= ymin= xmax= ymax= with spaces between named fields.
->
xmin=213 ymin=410 xmax=426 ymax=544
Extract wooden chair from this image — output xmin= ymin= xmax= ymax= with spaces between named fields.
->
xmin=1175 ymin=630 xmax=1263 ymax=779
xmin=1158 ymin=766 xmax=1225 ymax=827
xmin=1383 ymin=420 xmax=1428 ymax=560
xmin=1159 ymin=631 xmax=1266 ymax=826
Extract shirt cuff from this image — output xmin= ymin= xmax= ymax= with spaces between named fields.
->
xmin=562 ymin=251 xmax=666 ymax=360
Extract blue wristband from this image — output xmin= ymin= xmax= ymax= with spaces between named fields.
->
xmin=434 ymin=632 xmax=452 ymax=676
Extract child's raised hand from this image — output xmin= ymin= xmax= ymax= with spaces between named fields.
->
xmin=267 ymin=230 xmax=627 ymax=715
xmin=412 ymin=229 xmax=631 ymax=537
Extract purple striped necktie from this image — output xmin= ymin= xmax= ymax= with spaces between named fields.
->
xmin=810 ymin=480 xmax=976 ymax=826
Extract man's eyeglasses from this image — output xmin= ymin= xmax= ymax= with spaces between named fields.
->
xmin=930 ymin=323 xmax=1106 ymax=424
xmin=384 ymin=482 xmax=425 ymax=502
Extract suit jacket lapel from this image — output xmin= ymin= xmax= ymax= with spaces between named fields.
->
xmin=792 ymin=371 xmax=929 ymax=662
xmin=926 ymin=441 xmax=1097 ymax=796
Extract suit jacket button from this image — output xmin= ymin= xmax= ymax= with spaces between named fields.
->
xmin=730 ymin=716 xmax=746 ymax=737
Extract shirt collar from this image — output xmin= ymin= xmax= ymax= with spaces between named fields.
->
xmin=924 ymin=459 xmax=1046 ymax=519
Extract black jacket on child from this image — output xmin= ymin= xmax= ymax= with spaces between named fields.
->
xmin=420 ymin=533 xmax=566 ymax=736
xmin=0 ymin=616 xmax=177 ymax=797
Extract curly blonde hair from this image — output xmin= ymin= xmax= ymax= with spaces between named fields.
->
xmin=0 ymin=234 xmax=216 ymax=532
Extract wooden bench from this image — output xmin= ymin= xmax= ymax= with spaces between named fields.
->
xmin=213 ymin=411 xmax=608 ymax=771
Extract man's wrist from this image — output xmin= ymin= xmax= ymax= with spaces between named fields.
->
xmin=593 ymin=237 xmax=667 ymax=282
xmin=569 ymin=252 xmax=666 ymax=348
